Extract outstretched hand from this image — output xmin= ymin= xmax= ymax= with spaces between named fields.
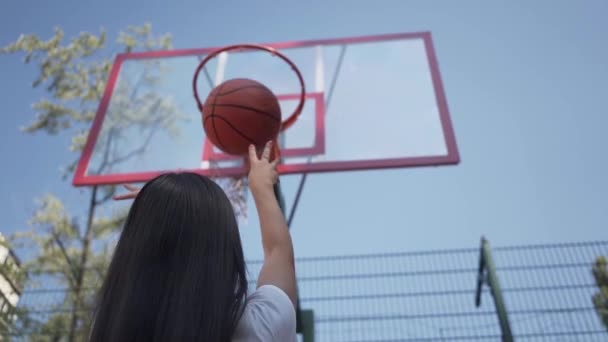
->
xmin=112 ymin=184 xmax=141 ymax=201
xmin=248 ymin=141 xmax=279 ymax=194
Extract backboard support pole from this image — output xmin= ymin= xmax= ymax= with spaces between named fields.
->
xmin=301 ymin=309 xmax=315 ymax=342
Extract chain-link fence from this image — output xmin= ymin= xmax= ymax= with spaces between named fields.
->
xmin=6 ymin=240 xmax=608 ymax=341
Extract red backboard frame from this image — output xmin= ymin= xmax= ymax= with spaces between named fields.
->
xmin=73 ymin=31 xmax=459 ymax=186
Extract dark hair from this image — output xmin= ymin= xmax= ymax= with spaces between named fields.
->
xmin=89 ymin=173 xmax=248 ymax=341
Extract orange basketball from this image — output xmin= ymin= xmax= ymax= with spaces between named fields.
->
xmin=202 ymin=78 xmax=282 ymax=155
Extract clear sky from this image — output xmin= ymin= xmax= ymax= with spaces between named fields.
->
xmin=1 ymin=0 xmax=607 ymax=262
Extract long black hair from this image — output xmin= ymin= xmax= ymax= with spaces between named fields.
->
xmin=89 ymin=173 xmax=248 ymax=341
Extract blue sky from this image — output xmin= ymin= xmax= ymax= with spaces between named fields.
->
xmin=1 ymin=0 xmax=607 ymax=262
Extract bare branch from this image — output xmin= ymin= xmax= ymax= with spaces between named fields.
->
xmin=49 ymin=230 xmax=78 ymax=285
xmin=93 ymin=187 xmax=116 ymax=206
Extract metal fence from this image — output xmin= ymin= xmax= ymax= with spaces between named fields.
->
xmin=9 ymin=240 xmax=608 ymax=341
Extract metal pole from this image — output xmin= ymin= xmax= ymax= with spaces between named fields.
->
xmin=301 ymin=309 xmax=315 ymax=342
xmin=477 ymin=237 xmax=514 ymax=342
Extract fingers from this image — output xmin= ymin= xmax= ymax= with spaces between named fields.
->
xmin=249 ymin=141 xmax=274 ymax=163
xmin=248 ymin=144 xmax=258 ymax=164
xmin=261 ymin=141 xmax=273 ymax=161
xmin=270 ymin=157 xmax=280 ymax=169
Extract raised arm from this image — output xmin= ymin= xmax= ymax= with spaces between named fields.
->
xmin=248 ymin=142 xmax=297 ymax=308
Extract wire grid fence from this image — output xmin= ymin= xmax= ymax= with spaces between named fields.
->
xmin=8 ymin=240 xmax=608 ymax=341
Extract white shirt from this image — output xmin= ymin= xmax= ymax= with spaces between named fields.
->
xmin=232 ymin=285 xmax=297 ymax=342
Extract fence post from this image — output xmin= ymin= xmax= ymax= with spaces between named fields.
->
xmin=301 ymin=309 xmax=315 ymax=342
xmin=475 ymin=237 xmax=513 ymax=342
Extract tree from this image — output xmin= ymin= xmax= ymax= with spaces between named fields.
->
xmin=3 ymin=22 xmax=250 ymax=341
xmin=1 ymin=24 xmax=180 ymax=341
xmin=592 ymin=256 xmax=608 ymax=331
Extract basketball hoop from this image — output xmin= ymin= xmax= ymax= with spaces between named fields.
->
xmin=192 ymin=44 xmax=306 ymax=135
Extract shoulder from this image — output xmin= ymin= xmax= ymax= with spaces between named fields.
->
xmin=232 ymin=285 xmax=297 ymax=342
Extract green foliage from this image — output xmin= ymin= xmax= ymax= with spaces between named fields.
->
xmin=13 ymin=194 xmax=112 ymax=285
xmin=1 ymin=24 xmax=174 ymax=177
xmin=2 ymin=27 xmax=107 ymax=134
xmin=2 ymin=22 xmax=249 ymax=341
xmin=592 ymin=256 xmax=608 ymax=330
xmin=1 ymin=23 xmax=175 ymax=341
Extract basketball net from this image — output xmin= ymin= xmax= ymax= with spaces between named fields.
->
xmin=204 ymin=160 xmax=250 ymax=224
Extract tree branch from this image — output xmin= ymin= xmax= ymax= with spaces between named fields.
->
xmin=106 ymin=118 xmax=162 ymax=165
xmin=68 ymin=185 xmax=98 ymax=342
xmin=93 ymin=188 xmax=115 ymax=206
xmin=49 ymin=230 xmax=78 ymax=285
xmin=100 ymin=97 xmax=165 ymax=170
xmin=94 ymin=126 xmax=116 ymax=175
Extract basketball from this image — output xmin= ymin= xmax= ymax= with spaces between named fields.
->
xmin=202 ymin=78 xmax=282 ymax=155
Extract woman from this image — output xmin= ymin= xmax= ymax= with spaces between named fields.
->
xmin=89 ymin=142 xmax=297 ymax=341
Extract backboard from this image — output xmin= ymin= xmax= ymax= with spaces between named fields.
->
xmin=73 ymin=31 xmax=459 ymax=186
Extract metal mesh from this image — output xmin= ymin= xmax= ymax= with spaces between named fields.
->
xmin=9 ymin=240 xmax=608 ymax=341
